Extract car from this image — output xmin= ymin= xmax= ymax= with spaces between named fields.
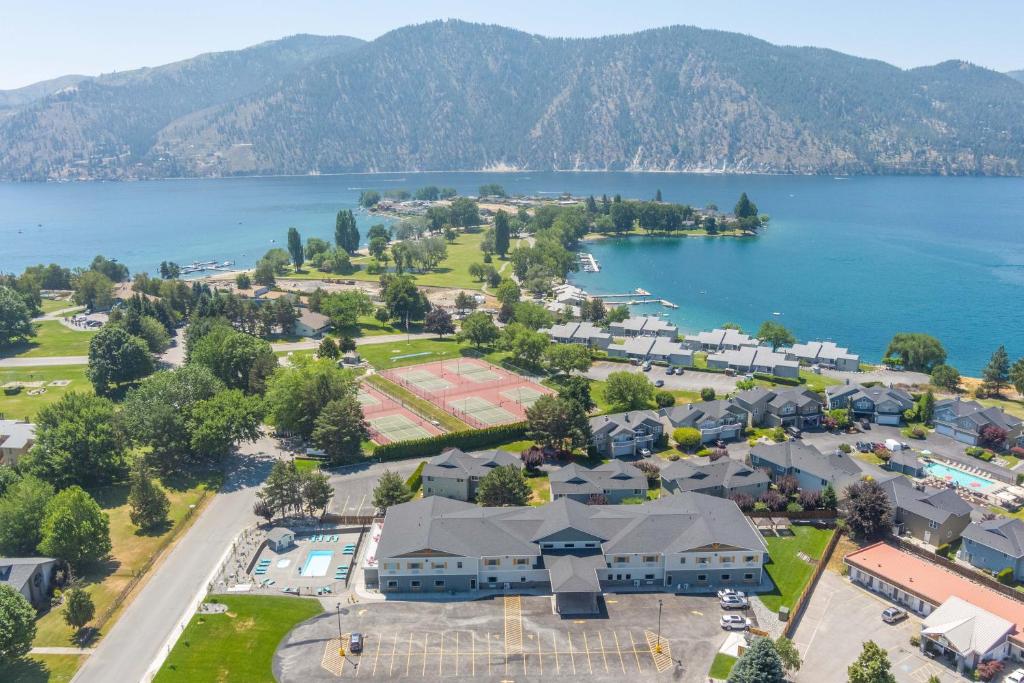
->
xmin=786 ymin=425 xmax=802 ymax=439
xmin=881 ymin=607 xmax=907 ymax=624
xmin=856 ymin=441 xmax=872 ymax=453
xmin=717 ymin=588 xmax=746 ymax=600
xmin=666 ymin=367 xmax=675 ymax=375
xmin=720 ymin=614 xmax=752 ymax=631
xmin=720 ymin=594 xmax=749 ymax=610
xmin=349 ymin=632 xmax=364 ymax=653
xmin=859 ymin=418 xmax=871 ymax=430
xmin=1006 ymin=669 xmax=1024 ymax=683
xmin=639 ymin=448 xmax=652 ymax=458
xmin=642 ymin=362 xmax=652 ymax=371
xmin=654 ymin=379 xmax=665 ymax=388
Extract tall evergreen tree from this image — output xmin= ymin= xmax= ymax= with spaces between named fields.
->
xmin=847 ymin=641 xmax=896 ymax=683
xmin=655 ymin=188 xmax=662 ymax=201
xmin=287 ymin=227 xmax=304 ymax=270
xmin=734 ymin=192 xmax=758 ymax=218
xmin=127 ymin=460 xmax=170 ymax=530
xmin=982 ymin=345 xmax=1010 ymax=394
xmin=727 ymin=636 xmax=784 ymax=683
xmin=494 ymin=210 xmax=511 ymax=256
xmin=335 ymin=209 xmax=360 ymax=253
xmin=371 ymin=470 xmax=413 ymax=513
xmin=585 ymin=195 xmax=598 ymax=214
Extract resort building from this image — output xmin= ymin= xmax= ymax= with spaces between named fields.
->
xmin=732 ymin=387 xmax=823 ymax=429
xmin=825 ymin=383 xmax=915 ymax=426
xmin=660 ymin=459 xmax=770 ymax=500
xmin=0 ymin=557 xmax=56 ymax=609
xmin=606 ymin=336 xmax=692 ymax=365
xmin=421 ymin=448 xmax=523 ymax=501
xmin=779 ymin=340 xmax=860 ymax=372
xmin=748 ymin=441 xmax=864 ymax=493
xmin=933 ymin=398 xmax=1024 ymax=447
xmin=877 ymin=475 xmax=972 ymax=546
xmin=548 ymin=461 xmax=649 ymax=504
xmin=706 ymin=346 xmax=800 ymax=379
xmin=845 ymin=543 xmax=1024 ymax=673
xmin=660 ymin=400 xmax=749 ymax=444
xmin=958 ymin=518 xmax=1024 ymax=581
xmin=369 ymin=494 xmax=768 ymax=613
xmin=589 ymin=411 xmax=664 ymax=458
xmin=683 ymin=328 xmax=759 ymax=352
xmin=293 ymin=309 xmax=331 ymax=338
xmin=540 ymin=321 xmax=611 ymax=349
xmin=608 ymin=316 xmax=678 ymax=339
xmin=0 ymin=420 xmax=35 ymax=466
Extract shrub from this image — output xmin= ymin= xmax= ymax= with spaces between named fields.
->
xmin=976 ymin=660 xmax=1004 ymax=681
xmin=667 ymin=453 xmax=680 ymax=461
xmin=700 ymin=387 xmax=716 ymax=402
xmin=620 ymin=497 xmax=645 ymax=505
xmin=873 ymin=445 xmax=892 ymax=461
xmin=520 ymin=446 xmax=544 ymax=471
xmin=759 ymin=490 xmax=787 ymax=512
xmin=770 ymin=427 xmax=787 ymax=442
xmin=786 ymin=502 xmax=804 ymax=513
xmin=753 ymin=372 xmax=802 ymax=386
xmin=798 ymin=489 xmax=821 ymax=509
xmin=634 ymin=461 xmax=661 ymax=482
xmin=838 ymin=443 xmax=852 ymax=453
xmin=586 ymin=493 xmax=608 ymax=505
xmin=654 ymin=391 xmax=676 ymax=408
xmin=753 ymin=501 xmax=770 ymax=513
xmin=730 ymin=493 xmax=755 ymax=512
xmin=965 ymin=446 xmax=985 ymax=458
xmin=673 ymin=427 xmax=702 ymax=452
xmin=708 ymin=447 xmax=728 ymax=462
xmin=935 ymin=543 xmax=951 ymax=559
xmin=695 ymin=448 xmax=713 ymax=457
xmin=405 ymin=461 xmax=426 ymax=493
xmin=911 ymin=427 xmax=926 ymax=439
xmin=909 ymin=635 xmax=920 ymax=647
xmin=372 ymin=422 xmax=528 ymax=461
xmin=776 ymin=475 xmax=799 ymax=497
xmin=996 ymin=566 xmax=1015 ymax=585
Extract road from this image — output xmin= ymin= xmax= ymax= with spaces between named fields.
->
xmin=271 ymin=331 xmax=436 ymax=353
xmin=0 ymin=355 xmax=88 ymax=367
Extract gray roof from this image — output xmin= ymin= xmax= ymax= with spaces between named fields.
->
xmin=766 ymin=388 xmax=821 ymax=411
xmin=732 ymin=387 xmax=773 ymax=408
xmin=661 ymin=459 xmax=769 ymax=494
xmin=921 ymin=596 xmax=1015 ymax=657
xmin=887 ymin=449 xmax=922 ymax=470
xmin=422 ymin=448 xmax=522 ymax=480
xmin=0 ymin=557 xmax=55 ymax=593
xmin=962 ymin=518 xmax=1024 ymax=559
xmin=660 ymin=400 xmax=747 ymax=427
xmin=376 ymin=492 xmax=766 ymax=561
xmin=297 ymin=309 xmax=331 ymax=330
xmin=547 ymin=553 xmax=605 ymax=593
xmin=0 ymin=420 xmax=35 ymax=451
xmin=589 ymin=410 xmax=662 ymax=438
xmin=878 ymin=475 xmax=973 ymax=525
xmin=549 ymin=461 xmax=648 ymax=497
xmin=826 ymin=383 xmax=914 ymax=410
xmin=750 ymin=441 xmax=863 ymax=486
xmin=935 ymin=399 xmax=1023 ymax=431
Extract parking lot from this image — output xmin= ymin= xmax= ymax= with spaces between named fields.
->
xmin=274 ymin=592 xmax=735 ymax=682
xmin=584 ymin=361 xmax=739 ymax=395
xmin=328 ymin=460 xmax=422 ymax=517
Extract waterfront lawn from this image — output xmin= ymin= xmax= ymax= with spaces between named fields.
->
xmin=759 ymin=526 xmax=834 ymax=613
xmin=0 ymin=365 xmax=91 ymax=421
xmin=0 ymin=654 xmax=84 ymax=683
xmin=1 ymin=321 xmax=95 ymax=359
xmin=977 ymin=397 xmax=1024 ymax=420
xmin=32 ymin=471 xmax=219 ymax=647
xmin=798 ymin=370 xmax=841 ymax=393
xmin=154 ymin=595 xmax=323 ymax=683
xmin=364 ymin=374 xmax=472 ymax=432
xmin=708 ymin=653 xmax=737 ymax=680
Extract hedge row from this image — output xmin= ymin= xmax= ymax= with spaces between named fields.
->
xmin=753 ymin=372 xmax=803 ymax=386
xmin=372 ymin=422 xmax=529 ymax=461
xmin=405 ymin=461 xmax=426 ymax=492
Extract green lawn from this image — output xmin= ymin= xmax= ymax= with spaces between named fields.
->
xmin=0 ymin=654 xmax=84 ymax=683
xmin=759 ymin=526 xmax=834 ymax=613
xmin=154 ymin=595 xmax=323 ymax=682
xmin=708 ymin=653 xmax=737 ymax=680
xmin=293 ymin=458 xmax=322 ymax=473
xmin=976 ymin=397 xmax=1024 ymax=420
xmin=525 ymin=471 xmax=551 ymax=505
xmin=39 ymin=299 xmax=79 ymax=314
xmin=364 ymin=374 xmax=471 ymax=432
xmin=336 ymin=315 xmax=415 ymax=338
xmin=1 ymin=321 xmax=95 ymax=359
xmin=357 ymin=337 xmax=475 ymax=370
xmin=798 ymin=370 xmax=841 ymax=393
xmin=0 ymin=365 xmax=92 ymax=421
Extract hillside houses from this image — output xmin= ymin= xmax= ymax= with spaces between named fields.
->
xmin=933 ymin=398 xmax=1024 ymax=447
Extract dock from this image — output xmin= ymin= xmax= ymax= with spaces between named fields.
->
xmin=592 ymin=288 xmax=678 ymax=309
xmin=579 ymin=253 xmax=600 ymax=272
xmin=180 ymin=260 xmax=236 ymax=274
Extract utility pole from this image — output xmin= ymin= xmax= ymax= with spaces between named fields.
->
xmin=656 ymin=598 xmax=663 ymax=654
xmin=336 ymin=602 xmax=345 ymax=656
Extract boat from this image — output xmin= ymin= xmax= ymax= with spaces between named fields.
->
xmin=772 ymin=311 xmax=782 ymax=316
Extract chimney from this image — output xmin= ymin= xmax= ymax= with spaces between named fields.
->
xmin=625 ymin=413 xmax=630 ymax=422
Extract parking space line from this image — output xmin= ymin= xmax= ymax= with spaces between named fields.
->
xmin=388 ymin=633 xmax=398 ymax=676
xmin=612 ymin=630 xmax=626 ymax=674
xmin=453 ymin=630 xmax=458 ymax=678
xmin=583 ymin=631 xmax=593 ymax=674
xmin=405 ymin=632 xmax=413 ymax=677
xmin=487 ymin=633 xmax=492 ymax=676
xmin=536 ymin=631 xmax=543 ymax=675
xmin=422 ymin=632 xmax=429 ymax=677
xmin=598 ymin=632 xmax=609 ymax=673
xmin=568 ymin=630 xmax=577 ymax=675
xmin=628 ymin=631 xmax=643 ymax=672
xmin=372 ymin=632 xmax=382 ymax=675
xmin=471 ymin=630 xmax=476 ymax=677
xmin=553 ymin=630 xmax=560 ymax=675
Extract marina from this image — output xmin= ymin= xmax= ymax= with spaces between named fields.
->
xmin=590 ymin=288 xmax=678 ymax=309
xmin=179 ymin=259 xmax=236 ymax=274
xmin=579 ymin=252 xmax=600 ymax=272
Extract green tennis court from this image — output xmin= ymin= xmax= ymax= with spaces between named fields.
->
xmin=447 ymin=396 xmax=517 ymax=426
xmin=442 ymin=360 xmax=503 ymax=383
xmin=395 ymin=368 xmax=452 ymax=392
xmin=368 ymin=413 xmax=434 ymax=442
xmin=500 ymin=385 xmax=546 ymax=407
xmin=357 ymin=390 xmax=380 ymax=407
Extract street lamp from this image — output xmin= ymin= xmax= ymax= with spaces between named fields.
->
xmin=336 ymin=602 xmax=344 ymax=656
xmin=656 ymin=598 xmax=663 ymax=654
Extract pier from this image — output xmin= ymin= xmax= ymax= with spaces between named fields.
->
xmin=579 ymin=253 xmax=600 ymax=272
xmin=180 ymin=260 xmax=236 ymax=274
xmin=592 ymin=288 xmax=678 ymax=309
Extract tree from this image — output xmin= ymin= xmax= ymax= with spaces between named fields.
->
xmin=318 ymin=336 xmax=339 ymax=359
xmin=0 ymin=585 xmax=35 ymax=663
xmin=734 ymin=192 xmax=758 ymax=219
xmin=372 ymin=470 xmax=413 ymax=513
xmin=478 ymin=183 xmax=506 ymax=198
xmin=299 ymin=470 xmax=334 ymax=518
xmin=454 ymin=291 xmax=478 ymax=312
xmin=512 ymin=301 xmax=554 ymax=330
xmin=885 ymin=333 xmax=946 ymax=372
xmin=358 ymin=190 xmax=380 ymax=208
xmin=543 ymin=343 xmax=592 ymax=376
xmin=821 ymin=483 xmax=838 ymax=510
xmin=605 ymin=305 xmax=629 ymax=324
xmin=655 ymin=390 xmax=675 ymax=407
xmin=654 ymin=189 xmax=663 ymax=202
xmin=930 ymin=364 xmax=960 ymax=391
xmin=286 ymin=227 xmax=304 ymax=269
xmin=258 ymin=461 xmax=302 ymax=518
xmin=494 ymin=279 xmax=521 ymax=307
xmin=979 ymin=424 xmax=1008 ymax=450
xmin=335 ymin=209 xmax=360 ymax=253
xmin=700 ymin=387 xmax=716 ymax=402
xmin=673 ymin=427 xmax=702 ymax=452
xmin=449 ymin=197 xmax=480 ymax=227
xmin=917 ymin=390 xmax=935 ymax=424
xmin=319 ymin=290 xmax=374 ymax=329
xmin=476 ymin=465 xmax=531 ymax=507
xmin=423 ymin=307 xmax=455 ymax=339
xmin=0 ymin=475 xmax=54 ymax=555
xmin=773 ymin=635 xmax=800 ymax=674
xmin=235 ymin=272 xmax=252 ymax=289
xmin=253 ymin=259 xmax=276 ymax=287
xmin=38 ymin=486 xmax=112 ymax=570
xmin=73 ymin=270 xmax=114 ymax=311
xmin=368 ymin=235 xmax=388 ymax=261
xmin=87 ymin=325 xmax=153 ymax=395
xmin=557 ymin=376 xmax=596 ymax=412
xmin=844 ymin=480 xmax=893 ymax=539
xmin=847 ymin=641 xmax=896 ymax=683
xmin=22 ymin=392 xmax=127 ymax=489
xmin=381 ymin=275 xmax=429 ymax=324
xmin=1011 ymin=357 xmax=1024 ymax=396
xmin=525 ymin=395 xmax=591 ymax=451
xmin=304 ymin=237 xmax=331 ymax=261
xmin=134 ymin=315 xmax=171 ymax=353
xmin=265 ymin=356 xmax=358 ymax=438
xmin=189 ymin=323 xmax=277 ymax=393
xmin=187 ymin=389 xmax=264 ymax=457
xmin=63 ymin=586 xmax=96 ymax=632
xmin=982 ymin=345 xmax=1010 ymax=395
xmin=604 ymin=371 xmax=654 ymax=410
xmin=89 ymin=255 xmax=128 ymax=282
xmin=253 ymin=498 xmax=274 ymax=523
xmin=727 ymin=636 xmax=784 ymax=683
xmin=0 ymin=286 xmax=34 ymax=347
xmin=756 ymin=321 xmax=795 ymax=350
xmin=458 ymin=311 xmax=499 ymax=348
xmin=311 ymin=396 xmax=368 ymax=464
xmin=127 ymin=460 xmax=170 ymax=530
xmin=494 ymin=210 xmax=511 ymax=256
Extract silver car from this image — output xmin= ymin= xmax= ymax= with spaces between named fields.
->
xmin=720 ymin=594 xmax=749 ymax=610
xmin=720 ymin=614 xmax=752 ymax=631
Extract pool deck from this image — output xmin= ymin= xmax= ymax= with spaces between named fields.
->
xmin=247 ymin=528 xmax=363 ymax=597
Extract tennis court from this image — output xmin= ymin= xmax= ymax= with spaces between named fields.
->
xmin=358 ymin=383 xmax=445 ymax=444
xmin=357 ymin=389 xmax=380 ymax=407
xmin=395 ymin=368 xmax=453 ymax=392
xmin=442 ymin=359 xmax=503 ymax=383
xmin=500 ymin=385 xmax=546 ymax=407
xmin=447 ymin=396 xmax=518 ymax=426
xmin=368 ymin=413 xmax=436 ymax=443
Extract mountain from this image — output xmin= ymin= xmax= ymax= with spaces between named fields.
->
xmin=2 ymin=22 xmax=1024 ymax=180
xmin=1008 ymin=70 xmax=1024 ymax=84
xmin=0 ymin=74 xmax=92 ymax=112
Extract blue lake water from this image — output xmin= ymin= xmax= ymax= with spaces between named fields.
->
xmin=1 ymin=172 xmax=1022 ymax=373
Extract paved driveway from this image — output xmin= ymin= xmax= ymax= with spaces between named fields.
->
xmin=327 ymin=460 xmax=422 ymax=517
xmin=822 ymin=367 xmax=931 ymax=387
xmin=584 ymin=361 xmax=738 ymax=395
xmin=792 ymin=571 xmax=967 ymax=683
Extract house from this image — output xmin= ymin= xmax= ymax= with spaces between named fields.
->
xmin=266 ymin=527 xmax=295 ymax=552
xmin=748 ymin=441 xmax=864 ymax=493
xmin=933 ymin=398 xmax=1024 ymax=447
xmin=551 ymin=283 xmax=587 ymax=306
xmin=732 ymin=388 xmax=823 ymax=429
xmin=683 ymin=328 xmax=759 ymax=352
xmin=0 ymin=420 xmax=35 ymax=466
xmin=779 ymin=341 xmax=860 ymax=372
xmin=660 ymin=400 xmax=749 ymax=444
xmin=421 ymin=448 xmax=523 ymax=501
xmin=293 ymin=309 xmax=332 ymax=338
xmin=540 ymin=321 xmax=611 ymax=349
xmin=548 ymin=461 xmax=649 ymax=504
xmin=608 ymin=316 xmax=678 ymax=338
xmin=606 ymin=336 xmax=655 ymax=361
xmin=706 ymin=347 xmax=800 ymax=379
xmin=368 ymin=493 xmax=768 ymax=611
xmin=589 ymin=411 xmax=664 ymax=458
xmin=0 ymin=557 xmax=57 ymax=609
xmin=845 ymin=543 xmax=1024 ymax=673
xmin=958 ymin=518 xmax=1024 ymax=581
xmin=606 ymin=337 xmax=692 ymax=364
xmin=884 ymin=449 xmax=925 ymax=477
xmin=825 ymin=383 xmax=915 ymax=426
xmin=877 ymin=475 xmax=972 ymax=546
xmin=661 ymin=459 xmax=770 ymax=500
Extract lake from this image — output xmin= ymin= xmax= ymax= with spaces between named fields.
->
xmin=2 ymin=172 xmax=1022 ymax=374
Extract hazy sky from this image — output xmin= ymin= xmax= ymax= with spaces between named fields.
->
xmin=2 ymin=1 xmax=1022 ymax=89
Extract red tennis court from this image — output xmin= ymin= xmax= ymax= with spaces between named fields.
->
xmin=380 ymin=358 xmax=554 ymax=428
xmin=358 ymin=384 xmax=444 ymax=444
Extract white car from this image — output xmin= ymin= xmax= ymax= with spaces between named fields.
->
xmin=720 ymin=594 xmax=749 ymax=610
xmin=720 ymin=614 xmax=752 ymax=631
xmin=717 ymin=589 xmax=746 ymax=600
xmin=1006 ymin=669 xmax=1024 ymax=683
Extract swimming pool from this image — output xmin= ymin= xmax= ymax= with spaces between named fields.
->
xmin=300 ymin=550 xmax=334 ymax=577
xmin=923 ymin=460 xmax=994 ymax=489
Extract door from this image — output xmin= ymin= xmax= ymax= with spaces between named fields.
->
xmin=923 ymin=530 xmax=931 ymax=544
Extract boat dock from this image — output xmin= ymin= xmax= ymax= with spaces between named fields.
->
xmin=593 ymin=288 xmax=678 ymax=309
xmin=180 ymin=260 xmax=236 ymax=274
xmin=579 ymin=253 xmax=600 ymax=272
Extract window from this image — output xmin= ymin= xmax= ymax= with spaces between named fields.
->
xmin=520 ymin=576 xmax=526 ymax=582
xmin=584 ymin=542 xmax=595 ymax=548
xmin=721 ymin=574 xmax=731 ymax=581
xmin=744 ymin=555 xmax=756 ymax=563
xmin=645 ymin=574 xmax=655 ymax=580
xmin=679 ymin=558 xmax=686 ymax=565
xmin=614 ymin=556 xmax=628 ymax=564
xmin=697 ymin=557 xmax=709 ymax=565
xmin=434 ymin=580 xmax=445 ymax=587
xmin=564 ymin=543 xmax=575 ymax=548
xmin=387 ymin=580 xmax=398 ymax=588
xmin=744 ymin=573 xmax=754 ymax=580
xmin=625 ymin=574 xmax=631 ymax=580
xmin=426 ymin=476 xmax=433 ymax=481
xmin=487 ymin=577 xmax=497 ymax=583
xmin=410 ymin=580 xmax=421 ymax=588
xmin=514 ymin=558 xmax=528 ymax=566
xmin=485 ymin=559 xmax=499 ymax=567
xmin=928 ymin=520 xmax=939 ymax=530
xmin=542 ymin=543 xmax=554 ymax=549
xmin=697 ymin=574 xmax=707 ymax=582
xmin=407 ymin=562 xmax=421 ymax=570
xmin=431 ymin=561 xmax=447 ymax=569
xmin=456 ymin=561 xmax=463 ymax=569
xmin=643 ymin=555 xmax=657 ymax=563
xmin=719 ymin=556 xmax=734 ymax=564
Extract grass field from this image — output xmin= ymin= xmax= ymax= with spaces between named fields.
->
xmin=335 ymin=315 xmax=413 ymax=338
xmin=39 ymin=299 xmax=80 ymax=314
xmin=357 ymin=338 xmax=474 ymax=370
xmin=0 ymin=654 xmax=84 ymax=683
xmin=1 ymin=321 xmax=95 ymax=359
xmin=154 ymin=595 xmax=323 ymax=682
xmin=364 ymin=374 xmax=471 ymax=432
xmin=525 ymin=471 xmax=551 ymax=505
xmin=0 ymin=365 xmax=92 ymax=421
xmin=708 ymin=652 xmax=737 ymax=679
xmin=32 ymin=471 xmax=220 ymax=647
xmin=759 ymin=526 xmax=834 ymax=613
